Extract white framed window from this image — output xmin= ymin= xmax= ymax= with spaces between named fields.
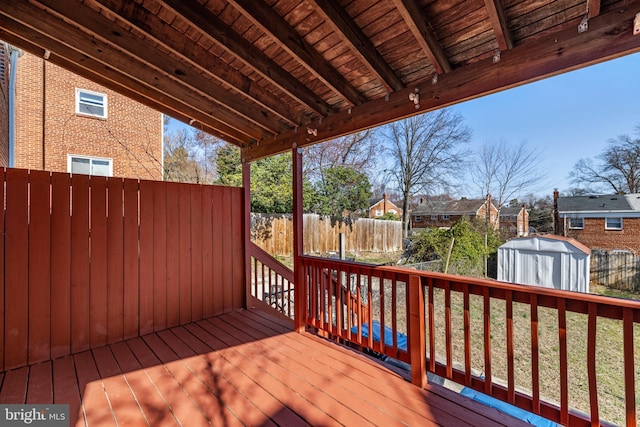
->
xmin=442 ymin=215 xmax=450 ymax=220
xmin=430 ymin=215 xmax=438 ymax=220
xmin=605 ymin=217 xmax=623 ymax=230
xmin=68 ymin=155 xmax=113 ymax=177
xmin=414 ymin=215 xmax=422 ymax=222
xmin=76 ymin=88 xmax=107 ymax=118
xmin=375 ymin=209 xmax=382 ymax=216
xmin=568 ymin=217 xmax=584 ymax=229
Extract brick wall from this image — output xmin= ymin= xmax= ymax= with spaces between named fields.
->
xmin=14 ymin=51 xmax=162 ymax=180
xmin=565 ymin=217 xmax=640 ymax=253
xmin=0 ymin=43 xmax=11 ymax=167
xmin=369 ymin=197 xmax=402 ymax=218
xmin=412 ymin=213 xmax=467 ymax=229
xmin=499 ymin=209 xmax=529 ymax=238
xmin=412 ymin=203 xmax=499 ymax=230
xmin=14 ymin=51 xmax=43 ymax=170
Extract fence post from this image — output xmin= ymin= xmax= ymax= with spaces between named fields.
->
xmin=409 ymin=274 xmax=426 ymax=387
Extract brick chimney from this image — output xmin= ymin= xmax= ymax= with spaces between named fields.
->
xmin=553 ymin=188 xmax=562 ymax=235
xmin=383 ymin=193 xmax=388 ymax=214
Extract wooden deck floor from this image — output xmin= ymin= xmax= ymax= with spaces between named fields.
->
xmin=0 ymin=309 xmax=531 ymax=426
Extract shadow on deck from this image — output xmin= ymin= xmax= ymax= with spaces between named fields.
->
xmin=0 ymin=309 xmax=529 ymax=426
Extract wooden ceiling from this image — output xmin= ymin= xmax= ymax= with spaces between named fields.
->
xmin=1 ymin=0 xmax=639 ymax=161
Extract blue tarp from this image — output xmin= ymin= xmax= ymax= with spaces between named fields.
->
xmin=353 ymin=323 xmax=556 ymax=427
xmin=460 ymin=387 xmax=558 ymax=427
xmin=351 ymin=321 xmax=407 ymax=352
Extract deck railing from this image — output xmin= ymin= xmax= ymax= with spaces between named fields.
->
xmin=248 ymin=242 xmax=295 ymax=318
xmin=299 ymin=255 xmax=640 ymax=427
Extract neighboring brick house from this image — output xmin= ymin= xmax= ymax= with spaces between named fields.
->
xmin=411 ymin=196 xmax=499 ymax=230
xmin=554 ymin=190 xmax=640 ymax=253
xmin=0 ymin=43 xmax=10 ymax=167
xmin=499 ymin=205 xmax=529 ymax=238
xmin=369 ymin=193 xmax=402 ymax=218
xmin=1 ymin=43 xmax=162 ymax=179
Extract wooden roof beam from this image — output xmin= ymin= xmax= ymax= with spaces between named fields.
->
xmin=36 ymin=0 xmax=285 ymax=136
xmin=483 ymin=0 xmax=513 ymax=51
xmin=589 ymin=0 xmax=601 ymax=18
xmin=243 ymin=3 xmax=640 ymax=161
xmin=0 ymin=19 xmax=247 ymax=146
xmin=306 ymin=0 xmax=405 ymax=93
xmin=0 ymin=0 xmax=264 ymax=142
xmin=392 ymin=0 xmax=451 ymax=74
xmin=227 ymin=0 xmax=367 ymax=107
xmin=156 ymin=0 xmax=333 ymax=118
xmin=88 ymin=0 xmax=302 ymax=128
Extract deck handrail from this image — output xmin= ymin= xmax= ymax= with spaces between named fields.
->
xmin=299 ymin=255 xmax=640 ymax=427
xmin=248 ymin=242 xmax=295 ymax=317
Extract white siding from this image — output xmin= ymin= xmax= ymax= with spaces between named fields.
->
xmin=498 ymin=237 xmax=590 ymax=293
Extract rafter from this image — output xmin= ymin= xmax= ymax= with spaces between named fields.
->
xmin=243 ymin=4 xmax=640 ymax=160
xmin=589 ymin=0 xmax=601 ymax=18
xmin=306 ymin=0 xmax=405 ymax=93
xmin=392 ymin=0 xmax=451 ymax=74
xmin=226 ymin=0 xmax=367 ymax=107
xmin=155 ymin=0 xmax=333 ymax=118
xmin=484 ymin=0 xmax=513 ymax=51
xmin=0 ymin=19 xmax=247 ymax=146
xmin=34 ymin=0 xmax=285 ymax=136
xmin=88 ymin=0 xmax=302 ymax=128
xmin=0 ymin=0 xmax=272 ymax=142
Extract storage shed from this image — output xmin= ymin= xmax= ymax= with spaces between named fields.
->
xmin=498 ymin=235 xmax=591 ymax=293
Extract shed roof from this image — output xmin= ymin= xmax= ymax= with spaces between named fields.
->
xmin=500 ymin=235 xmax=591 ymax=255
xmin=1 ymin=1 xmax=639 ymax=161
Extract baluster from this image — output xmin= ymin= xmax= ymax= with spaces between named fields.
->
xmin=530 ymin=293 xmax=540 ymax=414
xmin=623 ymin=307 xmax=636 ymax=426
xmin=558 ymin=298 xmax=568 ymax=425
xmin=463 ymin=285 xmax=471 ymax=386
xmin=506 ymin=290 xmax=514 ymax=404
xmin=587 ymin=302 xmax=599 ymax=426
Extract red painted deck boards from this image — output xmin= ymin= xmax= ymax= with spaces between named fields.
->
xmin=0 ymin=310 xmax=531 ymax=426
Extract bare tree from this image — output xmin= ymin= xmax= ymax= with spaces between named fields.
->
xmin=384 ymin=110 xmax=471 ymax=237
xmin=570 ymin=125 xmax=640 ymax=194
xmin=470 ymin=139 xmax=545 ymax=213
xmin=303 ymin=129 xmax=380 ymax=181
xmin=163 ymin=124 xmax=223 ymax=183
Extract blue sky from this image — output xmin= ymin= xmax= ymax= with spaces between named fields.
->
xmin=167 ymin=51 xmax=640 ymax=199
xmin=454 ymin=52 xmax=640 ymax=198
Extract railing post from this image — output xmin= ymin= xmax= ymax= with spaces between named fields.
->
xmin=242 ymin=161 xmax=251 ymax=309
xmin=409 ymin=274 xmax=426 ymax=387
xmin=292 ymin=147 xmax=305 ymax=332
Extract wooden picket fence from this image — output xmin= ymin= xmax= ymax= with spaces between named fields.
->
xmin=0 ymin=168 xmax=244 ymax=371
xmin=591 ymin=250 xmax=640 ymax=291
xmin=251 ymin=213 xmax=403 ymax=256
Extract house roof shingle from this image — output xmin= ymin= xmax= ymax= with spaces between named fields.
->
xmin=557 ymin=194 xmax=637 ymax=213
xmin=500 ymin=206 xmax=524 ymax=216
xmin=412 ymin=199 xmax=491 ymax=215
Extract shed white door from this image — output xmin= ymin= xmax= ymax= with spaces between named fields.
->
xmin=518 ymin=251 xmax=562 ymax=289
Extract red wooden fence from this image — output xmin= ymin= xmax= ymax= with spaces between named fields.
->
xmin=0 ymin=168 xmax=244 ymax=371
